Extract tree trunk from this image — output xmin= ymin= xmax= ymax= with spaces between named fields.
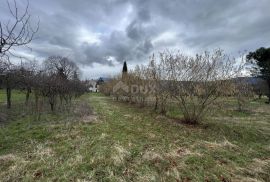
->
xmin=25 ymin=87 xmax=31 ymax=106
xmin=34 ymin=91 xmax=39 ymax=112
xmin=60 ymin=95 xmax=63 ymax=106
xmin=154 ymin=96 xmax=158 ymax=111
xmin=160 ymin=99 xmax=166 ymax=115
xmin=267 ymin=79 xmax=270 ymax=104
xmin=50 ymin=103 xmax=54 ymax=112
xmin=6 ymin=87 xmax=11 ymax=109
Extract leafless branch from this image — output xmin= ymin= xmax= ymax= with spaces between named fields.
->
xmin=0 ymin=0 xmax=39 ymax=58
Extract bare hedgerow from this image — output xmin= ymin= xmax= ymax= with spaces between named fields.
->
xmin=100 ymin=49 xmax=247 ymax=125
xmin=161 ymin=49 xmax=244 ymax=124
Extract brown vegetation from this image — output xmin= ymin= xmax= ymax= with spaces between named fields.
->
xmin=100 ymin=49 xmax=255 ymax=124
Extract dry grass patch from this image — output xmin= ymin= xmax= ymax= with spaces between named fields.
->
xmin=0 ymin=154 xmax=17 ymax=162
xmin=81 ymin=115 xmax=98 ymax=124
xmin=167 ymin=147 xmax=202 ymax=158
xmin=142 ymin=150 xmax=163 ymax=161
xmin=250 ymin=158 xmax=270 ymax=174
xmin=0 ymin=153 xmax=29 ymax=181
xmin=111 ymin=144 xmax=130 ymax=166
xmin=204 ymin=138 xmax=239 ymax=150
xmin=67 ymin=154 xmax=84 ymax=167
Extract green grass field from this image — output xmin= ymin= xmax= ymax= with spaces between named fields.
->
xmin=0 ymin=91 xmax=270 ymax=181
xmin=0 ymin=90 xmax=26 ymax=104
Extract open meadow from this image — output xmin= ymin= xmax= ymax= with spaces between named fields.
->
xmin=0 ymin=90 xmax=269 ymax=181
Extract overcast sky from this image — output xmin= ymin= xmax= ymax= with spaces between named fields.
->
xmin=1 ymin=0 xmax=269 ymax=79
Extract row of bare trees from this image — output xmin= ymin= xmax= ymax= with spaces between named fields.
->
xmin=100 ymin=50 xmax=254 ymax=124
xmin=0 ymin=56 xmax=87 ymax=112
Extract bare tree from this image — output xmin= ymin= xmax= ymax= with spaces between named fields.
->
xmin=41 ymin=56 xmax=85 ymax=111
xmin=0 ymin=58 xmax=10 ymax=74
xmin=161 ymin=50 xmax=244 ymax=124
xmin=233 ymin=77 xmax=254 ymax=112
xmin=0 ymin=0 xmax=38 ymax=109
xmin=1 ymin=65 xmax=22 ymax=108
xmin=147 ymin=54 xmax=171 ymax=114
xmin=43 ymin=56 xmax=79 ymax=80
xmin=0 ymin=0 xmax=39 ymax=58
xmin=19 ymin=60 xmax=39 ymax=105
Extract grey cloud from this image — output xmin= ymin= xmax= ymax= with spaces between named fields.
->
xmin=126 ymin=20 xmax=143 ymax=40
xmin=1 ymin=0 xmax=269 ymax=78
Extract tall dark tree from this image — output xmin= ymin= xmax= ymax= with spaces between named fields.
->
xmin=97 ymin=77 xmax=104 ymax=85
xmin=122 ymin=61 xmax=127 ymax=79
xmin=122 ymin=61 xmax=128 ymax=73
xmin=247 ymin=47 xmax=270 ymax=102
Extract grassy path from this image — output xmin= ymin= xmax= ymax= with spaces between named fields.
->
xmin=0 ymin=93 xmax=269 ymax=181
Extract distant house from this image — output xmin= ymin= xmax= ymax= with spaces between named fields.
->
xmin=87 ymin=77 xmax=110 ymax=92
xmin=87 ymin=80 xmax=98 ymax=92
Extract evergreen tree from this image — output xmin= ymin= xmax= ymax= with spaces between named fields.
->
xmin=122 ymin=61 xmax=128 ymax=79
xmin=122 ymin=61 xmax=128 ymax=73
xmin=97 ymin=77 xmax=104 ymax=85
xmin=247 ymin=47 xmax=270 ymax=102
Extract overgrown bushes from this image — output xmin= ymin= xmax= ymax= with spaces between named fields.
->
xmin=100 ymin=49 xmax=252 ymax=124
